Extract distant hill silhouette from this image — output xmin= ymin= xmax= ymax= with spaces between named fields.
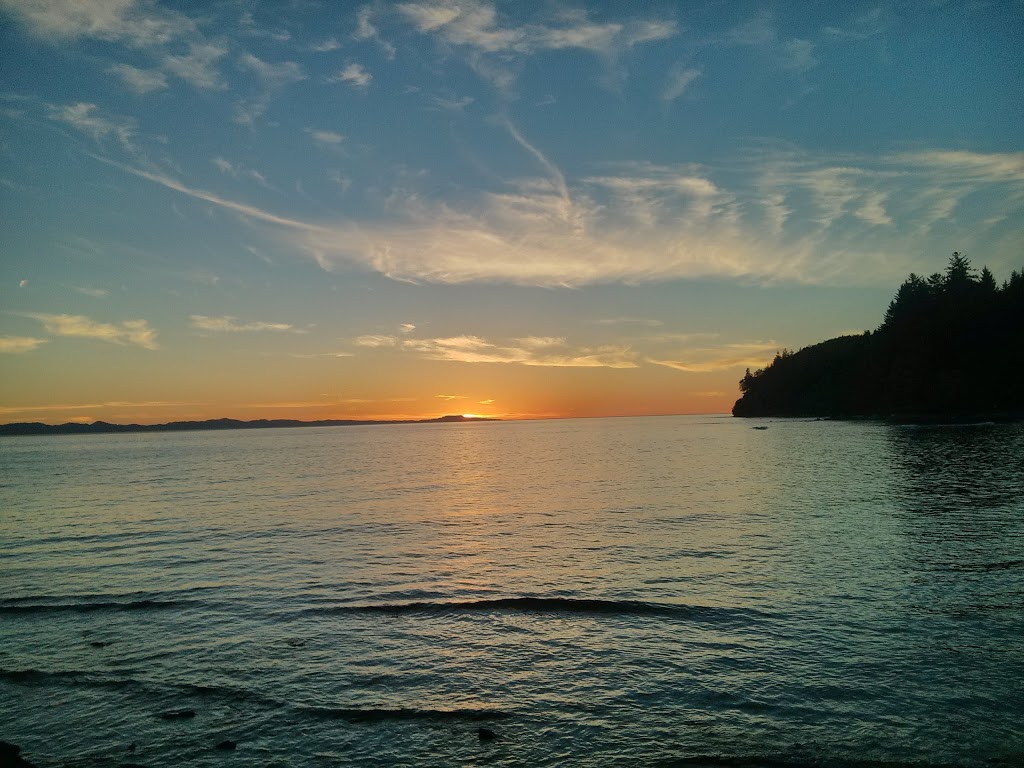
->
xmin=0 ymin=415 xmax=498 ymax=437
xmin=732 ymin=253 xmax=1024 ymax=420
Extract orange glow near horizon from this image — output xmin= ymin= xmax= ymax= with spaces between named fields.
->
xmin=0 ymin=347 xmax=745 ymax=426
xmin=0 ymin=399 xmax=735 ymax=426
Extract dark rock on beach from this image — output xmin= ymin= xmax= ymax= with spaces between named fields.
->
xmin=0 ymin=741 xmax=37 ymax=767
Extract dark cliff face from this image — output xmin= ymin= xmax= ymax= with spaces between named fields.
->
xmin=733 ymin=256 xmax=1024 ymax=419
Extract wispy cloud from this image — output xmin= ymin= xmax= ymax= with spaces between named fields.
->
xmin=163 ymin=42 xmax=228 ymax=90
xmin=503 ymin=119 xmax=575 ymax=227
xmin=822 ymin=7 xmax=889 ymax=42
xmin=211 ymin=156 xmax=271 ymax=187
xmin=109 ymin=152 xmax=792 ymax=286
xmin=107 ymin=63 xmax=168 ymax=93
xmin=428 ymin=95 xmax=474 ymax=111
xmin=47 ymin=102 xmax=137 ymax=151
xmin=238 ymin=11 xmax=290 ymax=42
xmin=0 ymin=400 xmax=194 ymax=416
xmin=742 ymin=146 xmax=1024 ymax=245
xmin=354 ymin=5 xmax=397 ymax=58
xmin=331 ymin=62 xmax=372 ymax=88
xmin=897 ymin=150 xmax=1024 ymax=183
xmin=239 ymin=53 xmax=305 ymax=89
xmin=356 ymin=332 xmax=638 ymax=368
xmin=435 ymin=393 xmax=465 ymax=400
xmin=100 ymin=143 xmax=1024 ymax=288
xmin=23 ymin=312 xmax=159 ymax=349
xmin=0 ymin=335 xmax=47 ymax=353
xmin=397 ymin=0 xmax=675 ymax=55
xmin=308 ymin=128 xmax=344 ymax=145
xmin=244 ymin=397 xmax=417 ymax=408
xmin=310 ymin=37 xmax=342 ymax=52
xmin=595 ymin=317 xmax=664 ymax=327
xmin=74 ymin=285 xmax=110 ymax=298
xmin=415 ymin=335 xmax=637 ymax=368
xmin=190 ymin=315 xmax=299 ymax=333
xmin=233 ymin=52 xmax=305 ymax=124
xmin=94 ymin=157 xmax=330 ymax=232
xmin=647 ymin=342 xmax=781 ymax=373
xmin=0 ymin=0 xmax=195 ymax=47
xmin=517 ymin=335 xmax=565 ymax=348
xmin=1 ymin=0 xmax=231 ymax=96
xmin=662 ymin=64 xmax=701 ymax=102
xmin=287 ymin=351 xmax=355 ymax=359
xmin=353 ymin=334 xmax=397 ymax=348
xmin=583 ymin=162 xmax=727 ymax=226
xmin=726 ymin=10 xmax=817 ymax=73
xmin=395 ymin=1 xmax=674 ymax=90
xmin=287 ymin=156 xmax=759 ymax=287
xmin=856 ymin=191 xmax=892 ymax=227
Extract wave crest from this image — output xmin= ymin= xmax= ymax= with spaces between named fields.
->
xmin=0 ymin=598 xmax=190 ymax=615
xmin=299 ymin=705 xmax=511 ymax=723
xmin=303 ymin=596 xmax=765 ymax=623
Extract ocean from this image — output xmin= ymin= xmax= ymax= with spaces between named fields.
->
xmin=1 ymin=415 xmax=1022 ymax=767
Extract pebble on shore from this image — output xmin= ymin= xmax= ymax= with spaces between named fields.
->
xmin=0 ymin=740 xmax=37 ymax=768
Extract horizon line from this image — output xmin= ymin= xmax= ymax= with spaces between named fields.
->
xmin=0 ymin=411 xmax=733 ymax=434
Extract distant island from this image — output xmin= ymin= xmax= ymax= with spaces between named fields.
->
xmin=0 ymin=414 xmax=498 ymax=437
xmin=733 ymin=253 xmax=1024 ymax=420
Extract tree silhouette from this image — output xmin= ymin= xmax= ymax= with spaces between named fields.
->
xmin=945 ymin=251 xmax=974 ymax=286
xmin=733 ymin=254 xmax=1024 ymax=419
xmin=980 ymin=267 xmax=997 ymax=294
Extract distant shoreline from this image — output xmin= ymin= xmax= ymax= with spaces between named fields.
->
xmin=0 ymin=415 xmax=499 ymax=437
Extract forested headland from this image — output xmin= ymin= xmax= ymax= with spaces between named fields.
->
xmin=732 ymin=254 xmax=1024 ymax=420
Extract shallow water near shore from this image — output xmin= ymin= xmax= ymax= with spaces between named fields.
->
xmin=2 ymin=415 xmax=1023 ymax=767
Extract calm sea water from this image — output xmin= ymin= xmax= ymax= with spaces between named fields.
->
xmin=1 ymin=415 xmax=1023 ymax=767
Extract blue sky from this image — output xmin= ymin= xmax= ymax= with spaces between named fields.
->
xmin=1 ymin=0 xmax=1022 ymax=422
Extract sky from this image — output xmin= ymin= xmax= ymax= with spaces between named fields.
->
xmin=1 ymin=0 xmax=1022 ymax=424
